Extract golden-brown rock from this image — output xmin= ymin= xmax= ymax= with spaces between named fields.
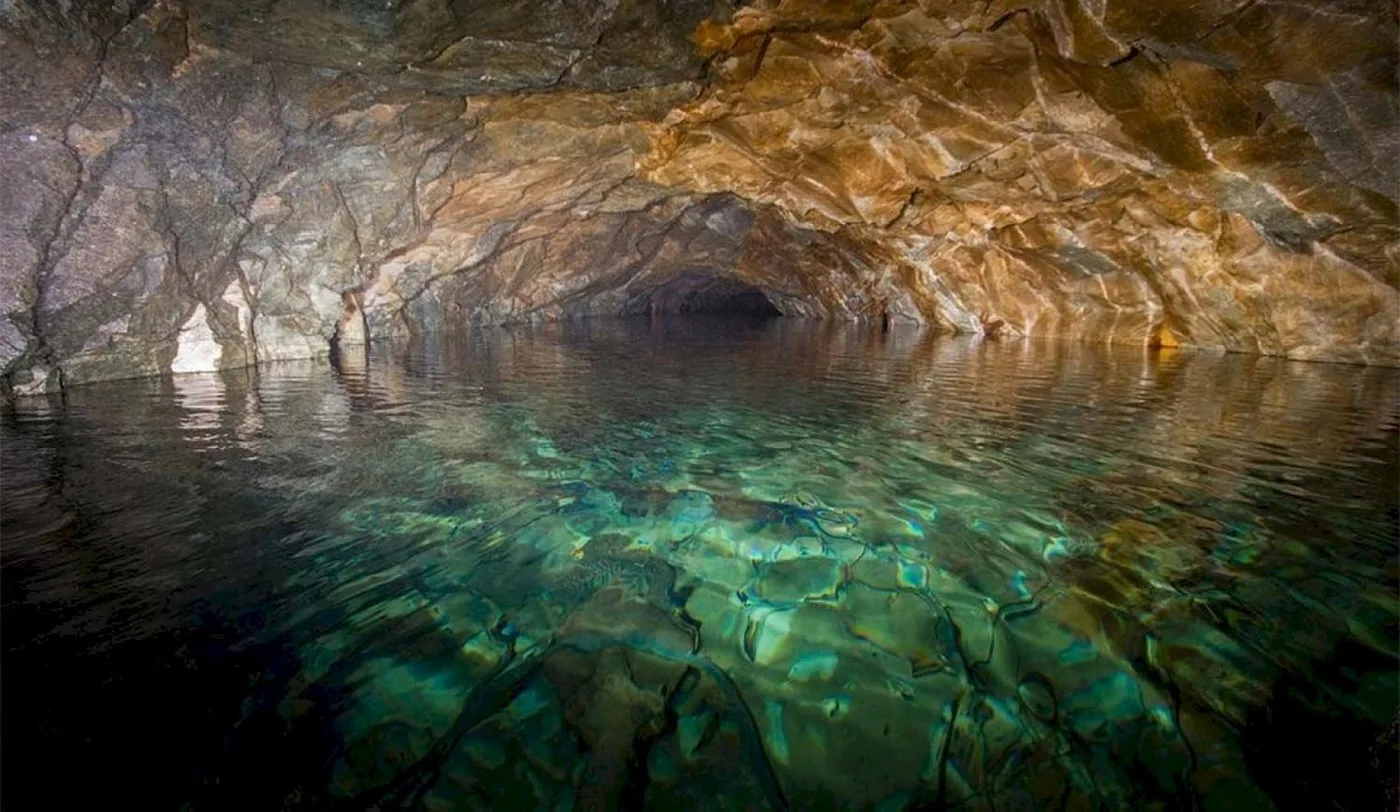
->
xmin=2 ymin=0 xmax=1397 ymax=394
xmin=641 ymin=0 xmax=1399 ymax=362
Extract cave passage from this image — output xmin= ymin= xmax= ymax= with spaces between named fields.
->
xmin=619 ymin=274 xmax=782 ymax=318
xmin=1 ymin=0 xmax=1398 ymax=807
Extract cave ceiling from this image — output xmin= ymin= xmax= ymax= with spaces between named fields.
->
xmin=1 ymin=0 xmax=1397 ymax=392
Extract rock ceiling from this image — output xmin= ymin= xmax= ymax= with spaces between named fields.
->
xmin=1 ymin=0 xmax=1397 ymax=392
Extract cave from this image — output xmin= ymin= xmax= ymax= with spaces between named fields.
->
xmin=620 ymin=274 xmax=782 ymax=318
xmin=1 ymin=1 xmax=1397 ymax=809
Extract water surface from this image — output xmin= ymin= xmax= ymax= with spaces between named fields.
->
xmin=3 ymin=319 xmax=1397 ymax=810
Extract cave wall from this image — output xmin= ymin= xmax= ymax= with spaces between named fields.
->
xmin=1 ymin=0 xmax=1396 ymax=394
xmin=646 ymin=0 xmax=1400 ymax=361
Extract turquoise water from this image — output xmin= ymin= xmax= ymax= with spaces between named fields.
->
xmin=2 ymin=318 xmax=1396 ymax=810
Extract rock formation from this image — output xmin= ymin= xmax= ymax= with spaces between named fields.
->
xmin=2 ymin=0 xmax=1397 ymax=393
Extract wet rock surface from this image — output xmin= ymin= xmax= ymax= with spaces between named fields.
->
xmin=1 ymin=0 xmax=1397 ymax=394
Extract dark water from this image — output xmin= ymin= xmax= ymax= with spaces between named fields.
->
xmin=2 ymin=319 xmax=1397 ymax=810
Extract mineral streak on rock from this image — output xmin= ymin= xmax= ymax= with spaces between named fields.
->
xmin=2 ymin=0 xmax=1396 ymax=394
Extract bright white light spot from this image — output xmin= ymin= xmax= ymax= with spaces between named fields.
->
xmin=27 ymin=134 xmax=37 ymax=142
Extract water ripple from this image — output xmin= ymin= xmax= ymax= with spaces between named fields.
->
xmin=2 ymin=319 xmax=1397 ymax=809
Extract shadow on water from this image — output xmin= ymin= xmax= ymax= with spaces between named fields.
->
xmin=2 ymin=319 xmax=1397 ymax=809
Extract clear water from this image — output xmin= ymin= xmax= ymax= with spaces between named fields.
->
xmin=2 ymin=318 xmax=1396 ymax=810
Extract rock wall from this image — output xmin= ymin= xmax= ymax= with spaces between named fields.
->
xmin=2 ymin=0 xmax=1397 ymax=393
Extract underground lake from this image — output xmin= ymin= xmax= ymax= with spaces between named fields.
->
xmin=3 ymin=320 xmax=1398 ymax=809
xmin=3 ymin=0 xmax=1399 ymax=808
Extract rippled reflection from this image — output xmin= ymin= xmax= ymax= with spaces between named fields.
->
xmin=2 ymin=319 xmax=1397 ymax=810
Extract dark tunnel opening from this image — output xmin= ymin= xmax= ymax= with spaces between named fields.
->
xmin=620 ymin=273 xmax=782 ymax=319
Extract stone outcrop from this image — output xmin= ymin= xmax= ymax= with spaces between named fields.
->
xmin=2 ymin=0 xmax=1397 ymax=393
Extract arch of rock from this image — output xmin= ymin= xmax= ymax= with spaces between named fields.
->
xmin=2 ymin=0 xmax=1397 ymax=393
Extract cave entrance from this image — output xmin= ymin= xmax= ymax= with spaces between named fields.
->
xmin=620 ymin=273 xmax=781 ymax=318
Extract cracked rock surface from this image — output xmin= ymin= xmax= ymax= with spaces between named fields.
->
xmin=2 ymin=0 xmax=1397 ymax=393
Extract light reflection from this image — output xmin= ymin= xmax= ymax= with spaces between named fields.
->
xmin=1 ymin=321 xmax=1395 ymax=810
xmin=172 ymin=372 xmax=226 ymax=437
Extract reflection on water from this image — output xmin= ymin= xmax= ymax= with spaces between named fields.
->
xmin=2 ymin=319 xmax=1397 ymax=810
